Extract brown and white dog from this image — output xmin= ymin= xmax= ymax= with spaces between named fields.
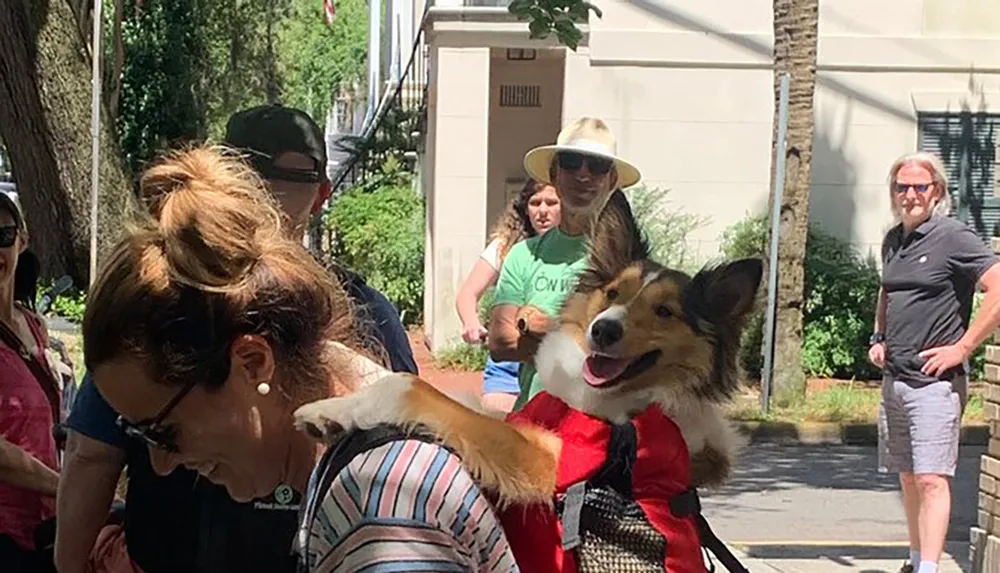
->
xmin=294 ymin=191 xmax=763 ymax=504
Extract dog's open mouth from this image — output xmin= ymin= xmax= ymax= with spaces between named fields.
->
xmin=582 ymin=350 xmax=662 ymax=389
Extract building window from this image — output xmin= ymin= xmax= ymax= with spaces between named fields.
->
xmin=917 ymin=112 xmax=1000 ymax=241
xmin=506 ymin=48 xmax=537 ymax=61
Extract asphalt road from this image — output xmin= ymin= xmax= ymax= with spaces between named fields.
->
xmin=700 ymin=443 xmax=984 ymax=571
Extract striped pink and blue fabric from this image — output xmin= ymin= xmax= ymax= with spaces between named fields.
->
xmin=302 ymin=439 xmax=521 ymax=572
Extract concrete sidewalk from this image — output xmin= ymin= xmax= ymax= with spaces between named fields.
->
xmin=724 ymin=542 xmax=969 ymax=573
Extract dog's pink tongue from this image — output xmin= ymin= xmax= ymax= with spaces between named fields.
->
xmin=583 ymin=355 xmax=630 ymax=387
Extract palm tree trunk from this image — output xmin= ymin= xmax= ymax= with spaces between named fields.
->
xmin=766 ymin=0 xmax=818 ymax=401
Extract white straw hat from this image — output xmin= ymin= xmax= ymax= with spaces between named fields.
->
xmin=523 ymin=117 xmax=641 ymax=188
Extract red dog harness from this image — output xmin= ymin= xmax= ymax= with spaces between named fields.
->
xmin=497 ymin=392 xmax=749 ymax=573
xmin=297 ymin=395 xmax=749 ymax=573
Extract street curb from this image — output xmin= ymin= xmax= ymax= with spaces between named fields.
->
xmin=731 ymin=420 xmax=990 ymax=446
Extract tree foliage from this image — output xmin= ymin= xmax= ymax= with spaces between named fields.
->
xmin=277 ymin=0 xmax=368 ymax=122
xmin=2 ymin=0 xmax=367 ymax=283
xmin=625 ymin=185 xmax=708 ymax=274
xmin=722 ymin=214 xmax=882 ymax=383
xmin=113 ymin=0 xmax=206 ymax=177
xmin=198 ymin=0 xmax=285 ymax=138
xmin=109 ymin=0 xmax=369 ymax=175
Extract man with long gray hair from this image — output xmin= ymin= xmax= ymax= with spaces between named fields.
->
xmin=869 ymin=151 xmax=1000 ymax=573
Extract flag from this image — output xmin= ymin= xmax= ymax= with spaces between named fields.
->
xmin=323 ymin=0 xmax=336 ymax=24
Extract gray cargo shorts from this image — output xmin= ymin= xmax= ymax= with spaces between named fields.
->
xmin=877 ymin=375 xmax=967 ymax=476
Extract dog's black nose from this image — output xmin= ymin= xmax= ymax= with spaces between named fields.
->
xmin=590 ymin=318 xmax=624 ymax=348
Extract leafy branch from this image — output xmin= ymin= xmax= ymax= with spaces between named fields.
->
xmin=507 ymin=0 xmax=602 ymax=50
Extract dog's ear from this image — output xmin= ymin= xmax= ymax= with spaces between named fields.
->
xmin=685 ymin=258 xmax=763 ymax=324
xmin=576 ymin=189 xmax=650 ymax=293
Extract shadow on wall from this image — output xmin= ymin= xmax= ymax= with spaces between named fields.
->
xmin=623 ymin=0 xmax=918 ymax=126
xmin=809 ymin=107 xmax=859 ymax=252
xmin=718 ymin=117 xmax=859 ymax=254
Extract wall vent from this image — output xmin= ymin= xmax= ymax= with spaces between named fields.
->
xmin=499 ymin=84 xmax=541 ymax=108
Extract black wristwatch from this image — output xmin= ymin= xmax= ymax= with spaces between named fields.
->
xmin=869 ymin=332 xmax=885 ymax=346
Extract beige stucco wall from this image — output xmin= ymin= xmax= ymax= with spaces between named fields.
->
xmin=563 ymin=50 xmax=774 ymax=259
xmin=564 ymin=0 xmax=1000 ymax=261
xmin=423 ymin=45 xmax=491 ymax=353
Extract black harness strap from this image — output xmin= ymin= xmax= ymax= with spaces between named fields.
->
xmin=589 ymin=422 xmax=637 ymax=495
xmin=669 ymin=489 xmax=751 ymax=573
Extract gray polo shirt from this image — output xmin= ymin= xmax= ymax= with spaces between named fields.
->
xmin=881 ymin=214 xmax=998 ymax=384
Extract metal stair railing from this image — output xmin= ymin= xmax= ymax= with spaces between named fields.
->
xmin=309 ymin=7 xmax=430 ymax=259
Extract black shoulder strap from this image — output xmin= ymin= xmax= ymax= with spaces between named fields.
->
xmin=295 ymin=424 xmax=444 ymax=571
xmin=588 ymin=421 xmax=637 ymax=497
xmin=670 ymin=489 xmax=750 ymax=573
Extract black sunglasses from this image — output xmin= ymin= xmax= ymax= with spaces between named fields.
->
xmin=117 ymin=378 xmax=199 ymax=453
xmin=893 ymin=182 xmax=933 ymax=194
xmin=556 ymin=152 xmax=613 ymax=176
xmin=0 ymin=225 xmax=17 ymax=248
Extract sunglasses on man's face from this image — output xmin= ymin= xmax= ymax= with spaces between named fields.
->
xmin=0 ymin=225 xmax=18 ymax=248
xmin=556 ymin=152 xmax=613 ymax=176
xmin=116 ymin=378 xmax=199 ymax=453
xmin=893 ymin=182 xmax=933 ymax=194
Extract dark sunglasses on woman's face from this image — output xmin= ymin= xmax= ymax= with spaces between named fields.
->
xmin=0 ymin=225 xmax=17 ymax=248
xmin=556 ymin=152 xmax=613 ymax=176
xmin=893 ymin=182 xmax=933 ymax=194
xmin=116 ymin=378 xmax=199 ymax=453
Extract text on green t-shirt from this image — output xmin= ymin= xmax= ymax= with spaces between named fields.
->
xmin=493 ymin=228 xmax=589 ymax=409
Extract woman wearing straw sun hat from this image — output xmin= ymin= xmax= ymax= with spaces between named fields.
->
xmin=487 ymin=117 xmax=642 ymax=410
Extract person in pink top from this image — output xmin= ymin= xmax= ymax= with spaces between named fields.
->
xmin=0 ymin=191 xmax=60 ymax=572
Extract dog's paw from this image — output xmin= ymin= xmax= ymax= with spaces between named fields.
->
xmin=294 ymin=396 xmax=356 ymax=442
xmin=293 ymin=373 xmax=417 ymax=442
xmin=689 ymin=444 xmax=732 ymax=489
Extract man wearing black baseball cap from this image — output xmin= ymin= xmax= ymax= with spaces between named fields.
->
xmin=224 ymin=105 xmax=334 ymax=241
xmin=223 ymin=104 xmax=417 ymax=372
xmin=55 ymin=105 xmax=416 ymax=573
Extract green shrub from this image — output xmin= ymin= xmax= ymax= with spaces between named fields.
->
xmin=436 ymin=342 xmax=488 ymax=371
xmin=970 ymin=294 xmax=987 ymax=381
xmin=720 ymin=215 xmax=768 ymax=378
xmin=626 ymin=185 xmax=709 ymax=273
xmin=51 ymin=290 xmax=87 ymax=324
xmin=478 ymin=287 xmax=497 ymax=325
xmin=799 ymin=229 xmax=882 ymax=379
xmin=327 ymin=167 xmax=424 ymax=326
xmin=721 ymin=214 xmax=882 ymax=381
xmin=34 ymin=280 xmax=87 ymax=323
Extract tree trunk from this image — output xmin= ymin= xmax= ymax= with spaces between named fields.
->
xmin=108 ymin=0 xmax=126 ymax=121
xmin=265 ymin=1 xmax=280 ymax=104
xmin=0 ymin=0 xmax=132 ymax=285
xmin=766 ymin=0 xmax=818 ymax=402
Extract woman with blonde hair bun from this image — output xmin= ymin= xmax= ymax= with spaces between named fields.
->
xmin=83 ymin=147 xmax=518 ymax=571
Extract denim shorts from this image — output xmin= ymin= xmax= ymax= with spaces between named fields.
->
xmin=482 ymin=356 xmax=521 ymax=395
